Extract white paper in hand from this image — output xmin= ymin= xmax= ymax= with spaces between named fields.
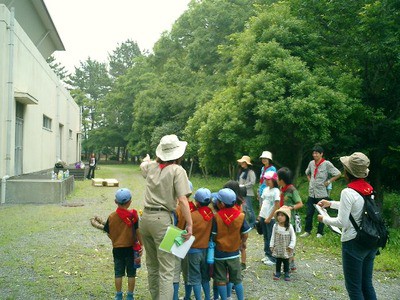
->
xmin=314 ymin=204 xmax=342 ymax=235
xmin=171 ymin=235 xmax=195 ymax=259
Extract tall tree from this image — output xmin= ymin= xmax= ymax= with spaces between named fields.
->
xmin=186 ymin=1 xmax=360 ymax=178
xmin=102 ymin=56 xmax=153 ymax=161
xmin=108 ymin=39 xmax=142 ymax=78
xmin=289 ymin=0 xmax=400 ymax=193
xmin=130 ymin=0 xmax=258 ymax=157
xmin=47 ymin=55 xmax=69 ymax=82
xmin=69 ymin=58 xmax=112 ymax=131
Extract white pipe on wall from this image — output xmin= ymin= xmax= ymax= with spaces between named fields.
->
xmin=1 ymin=175 xmax=10 ymax=204
xmin=5 ymin=7 xmax=15 ymax=175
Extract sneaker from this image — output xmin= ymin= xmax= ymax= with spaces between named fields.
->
xmin=264 ymin=260 xmax=276 ymax=266
xmin=300 ymin=232 xmax=310 ymax=237
xmin=261 ymin=256 xmax=268 ymax=263
xmin=316 ymin=233 xmax=323 ymax=238
xmin=126 ymin=292 xmax=134 ymax=300
xmin=273 ymin=273 xmax=281 ymax=280
xmin=114 ymin=292 xmax=123 ymax=300
xmin=284 ymin=273 xmax=291 ymax=281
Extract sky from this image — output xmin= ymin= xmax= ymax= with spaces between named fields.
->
xmin=44 ymin=0 xmax=191 ymax=72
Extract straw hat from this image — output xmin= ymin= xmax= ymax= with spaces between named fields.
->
xmin=274 ymin=207 xmax=291 ymax=220
xmin=237 ymin=155 xmax=252 ymax=165
xmin=260 ymin=151 xmax=273 ymax=160
xmin=156 ymin=134 xmax=187 ymax=161
xmin=340 ymin=152 xmax=370 ymax=178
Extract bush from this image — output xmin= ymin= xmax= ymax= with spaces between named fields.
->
xmin=382 ymin=192 xmax=400 ymax=228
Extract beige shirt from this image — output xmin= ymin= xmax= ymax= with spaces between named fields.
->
xmin=140 ymin=161 xmax=191 ymax=211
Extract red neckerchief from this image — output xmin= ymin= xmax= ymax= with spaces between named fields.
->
xmin=313 ymin=158 xmax=325 ymax=178
xmin=198 ymin=206 xmax=214 ymax=221
xmin=217 ymin=207 xmax=241 ymax=226
xmin=116 ymin=208 xmax=138 ymax=227
xmin=347 ymin=178 xmax=373 ymax=196
xmin=159 ymin=163 xmax=174 ymax=169
xmin=234 ymin=204 xmax=242 ymax=212
xmin=280 ymin=184 xmax=294 ymax=207
xmin=189 ymin=201 xmax=196 ymax=212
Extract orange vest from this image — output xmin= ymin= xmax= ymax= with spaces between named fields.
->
xmin=214 ymin=211 xmax=245 ymax=252
xmin=107 ymin=212 xmax=135 ymax=248
xmin=191 ymin=209 xmax=213 ymax=249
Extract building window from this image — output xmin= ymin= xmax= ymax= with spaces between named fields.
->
xmin=69 ymin=129 xmax=73 ymax=139
xmin=43 ymin=115 xmax=52 ymax=130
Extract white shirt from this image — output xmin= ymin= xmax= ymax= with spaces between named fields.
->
xmin=259 ymin=187 xmax=280 ymax=219
xmin=322 ymin=188 xmax=364 ymax=242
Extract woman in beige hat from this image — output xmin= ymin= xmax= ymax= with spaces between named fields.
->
xmin=140 ymin=134 xmax=193 ymax=300
xmin=317 ymin=152 xmax=377 ymax=300
xmin=237 ymin=155 xmax=257 ymax=228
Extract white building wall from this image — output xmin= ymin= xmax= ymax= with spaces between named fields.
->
xmin=0 ymin=4 xmax=80 ymax=178
xmin=0 ymin=7 xmax=8 ymax=175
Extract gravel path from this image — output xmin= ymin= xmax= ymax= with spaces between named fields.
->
xmin=236 ymin=231 xmax=400 ymax=300
xmin=1 ymin=166 xmax=398 ymax=299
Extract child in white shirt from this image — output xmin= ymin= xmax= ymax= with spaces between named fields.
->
xmin=259 ymin=171 xmax=280 ymax=266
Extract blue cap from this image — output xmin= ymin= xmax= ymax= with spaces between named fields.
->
xmin=215 ymin=188 xmax=236 ymax=205
xmin=211 ymin=192 xmax=219 ymax=204
xmin=194 ymin=188 xmax=211 ymax=204
xmin=115 ymin=188 xmax=132 ymax=204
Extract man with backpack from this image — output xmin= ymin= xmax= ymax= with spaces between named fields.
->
xmin=317 ymin=152 xmax=380 ymax=300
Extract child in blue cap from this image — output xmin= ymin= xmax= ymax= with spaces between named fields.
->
xmin=211 ymin=188 xmax=251 ymax=300
xmin=183 ymin=188 xmax=214 ymax=300
xmin=103 ymin=188 xmax=143 ymax=300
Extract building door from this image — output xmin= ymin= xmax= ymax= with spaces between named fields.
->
xmin=15 ymin=102 xmax=24 ymax=175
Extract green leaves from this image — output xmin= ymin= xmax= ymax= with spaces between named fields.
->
xmin=66 ymin=0 xmax=399 ymax=190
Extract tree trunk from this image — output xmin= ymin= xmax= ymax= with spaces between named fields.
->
xmin=370 ymin=149 xmax=384 ymax=206
xmin=188 ymin=158 xmax=194 ymax=178
xmin=293 ymin=145 xmax=304 ymax=184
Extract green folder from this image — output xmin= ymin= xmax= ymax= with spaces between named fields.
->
xmin=159 ymin=226 xmax=186 ymax=253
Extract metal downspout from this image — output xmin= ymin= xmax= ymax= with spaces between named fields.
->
xmin=5 ymin=7 xmax=15 ymax=176
xmin=1 ymin=175 xmax=10 ymax=204
xmin=56 ymin=85 xmax=60 ymax=161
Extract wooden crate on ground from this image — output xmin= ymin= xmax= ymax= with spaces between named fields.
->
xmin=92 ymin=178 xmax=119 ymax=187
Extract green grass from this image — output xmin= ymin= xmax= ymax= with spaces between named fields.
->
xmin=0 ymin=164 xmax=399 ymax=299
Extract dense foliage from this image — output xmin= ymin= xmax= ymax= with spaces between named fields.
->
xmin=59 ymin=0 xmax=399 ymax=195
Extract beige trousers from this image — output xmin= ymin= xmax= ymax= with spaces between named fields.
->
xmin=140 ymin=210 xmax=176 ymax=300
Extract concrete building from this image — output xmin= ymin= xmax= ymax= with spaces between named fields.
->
xmin=0 ymin=0 xmax=81 ymax=181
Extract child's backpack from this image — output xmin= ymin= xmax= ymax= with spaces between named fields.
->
xmin=349 ymin=190 xmax=388 ymax=250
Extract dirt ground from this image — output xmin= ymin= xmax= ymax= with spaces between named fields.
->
xmin=1 ymin=165 xmax=399 ymax=299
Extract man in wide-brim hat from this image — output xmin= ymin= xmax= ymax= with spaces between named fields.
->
xmin=140 ymin=134 xmax=193 ymax=300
